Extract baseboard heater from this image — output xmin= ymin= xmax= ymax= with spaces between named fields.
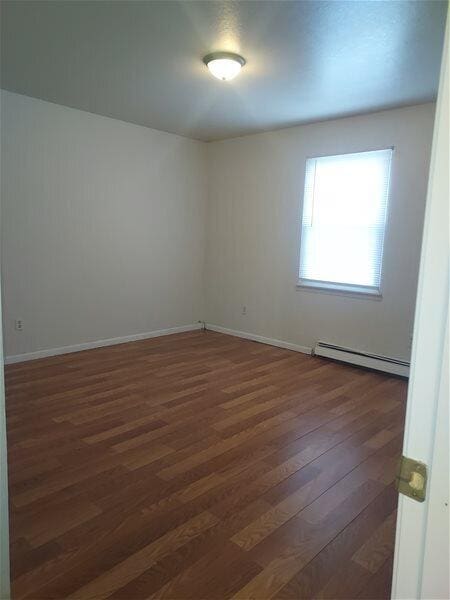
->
xmin=313 ymin=341 xmax=410 ymax=377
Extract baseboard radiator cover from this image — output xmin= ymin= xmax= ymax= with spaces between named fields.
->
xmin=313 ymin=341 xmax=410 ymax=377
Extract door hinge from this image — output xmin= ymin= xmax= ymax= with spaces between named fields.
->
xmin=395 ymin=455 xmax=427 ymax=502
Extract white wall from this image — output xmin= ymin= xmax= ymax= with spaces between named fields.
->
xmin=205 ymin=104 xmax=435 ymax=361
xmin=1 ymin=91 xmax=207 ymax=359
xmin=0 ymin=94 xmax=435 ymax=363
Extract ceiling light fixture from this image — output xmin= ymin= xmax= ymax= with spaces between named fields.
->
xmin=203 ymin=52 xmax=246 ymax=81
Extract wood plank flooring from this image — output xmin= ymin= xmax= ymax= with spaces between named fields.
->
xmin=5 ymin=330 xmax=407 ymax=599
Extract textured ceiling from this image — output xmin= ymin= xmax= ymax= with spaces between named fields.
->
xmin=1 ymin=0 xmax=447 ymax=141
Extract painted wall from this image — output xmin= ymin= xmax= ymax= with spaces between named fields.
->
xmin=205 ymin=104 xmax=435 ymax=361
xmin=1 ymin=93 xmax=435 ymax=363
xmin=1 ymin=91 xmax=207 ymax=358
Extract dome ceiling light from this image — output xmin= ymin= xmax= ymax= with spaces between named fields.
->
xmin=203 ymin=52 xmax=246 ymax=81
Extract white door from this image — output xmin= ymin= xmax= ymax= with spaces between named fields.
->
xmin=0 ymin=297 xmax=9 ymax=599
xmin=0 ymin=193 xmax=10 ymax=594
xmin=391 ymin=13 xmax=449 ymax=600
xmin=0 ymin=77 xmax=11 ymax=599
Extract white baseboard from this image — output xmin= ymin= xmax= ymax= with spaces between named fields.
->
xmin=205 ymin=323 xmax=312 ymax=355
xmin=6 ymin=321 xmax=407 ymax=377
xmin=4 ymin=323 xmax=203 ymax=365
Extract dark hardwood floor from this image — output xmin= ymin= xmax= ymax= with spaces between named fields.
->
xmin=5 ymin=330 xmax=407 ymax=599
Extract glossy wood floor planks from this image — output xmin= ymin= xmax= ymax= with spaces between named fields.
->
xmin=5 ymin=330 xmax=407 ymax=599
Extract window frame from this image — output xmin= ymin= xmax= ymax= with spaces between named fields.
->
xmin=296 ymin=146 xmax=394 ymax=299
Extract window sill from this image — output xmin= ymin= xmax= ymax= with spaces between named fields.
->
xmin=296 ymin=280 xmax=382 ymax=300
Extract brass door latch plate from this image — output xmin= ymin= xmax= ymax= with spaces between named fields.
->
xmin=395 ymin=455 xmax=427 ymax=502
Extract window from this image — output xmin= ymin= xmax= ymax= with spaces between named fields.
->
xmin=298 ymin=148 xmax=393 ymax=296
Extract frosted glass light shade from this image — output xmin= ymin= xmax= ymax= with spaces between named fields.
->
xmin=203 ymin=52 xmax=246 ymax=81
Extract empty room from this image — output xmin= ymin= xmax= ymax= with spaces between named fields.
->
xmin=0 ymin=1 xmax=448 ymax=599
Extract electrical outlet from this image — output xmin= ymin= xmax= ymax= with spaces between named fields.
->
xmin=15 ymin=318 xmax=24 ymax=332
xmin=241 ymin=305 xmax=247 ymax=315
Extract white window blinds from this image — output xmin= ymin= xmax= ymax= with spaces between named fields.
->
xmin=298 ymin=148 xmax=393 ymax=294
